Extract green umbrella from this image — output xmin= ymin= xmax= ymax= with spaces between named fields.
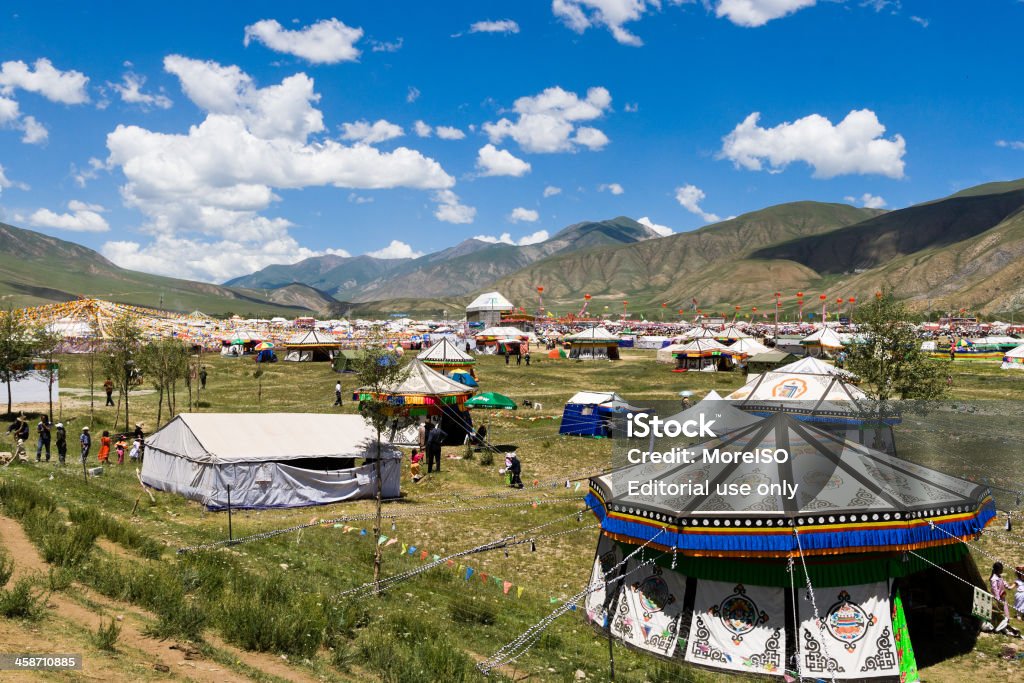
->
xmin=465 ymin=392 xmax=517 ymax=410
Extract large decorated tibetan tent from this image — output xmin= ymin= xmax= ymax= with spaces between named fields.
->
xmin=1001 ymin=344 xmax=1024 ymax=370
xmin=670 ymin=339 xmax=735 ymax=372
xmin=565 ymin=326 xmax=622 ymax=360
xmin=465 ymin=291 xmax=514 ymax=328
xmin=583 ymin=413 xmax=994 ymax=681
xmin=417 ymin=337 xmax=476 ymax=376
xmin=355 ymin=358 xmax=475 ymax=446
xmin=283 ymin=330 xmax=340 ymax=362
xmin=141 ymin=413 xmax=400 ymax=510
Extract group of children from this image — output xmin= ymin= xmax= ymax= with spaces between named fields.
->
xmin=93 ymin=429 xmax=143 ymax=465
xmin=406 ymin=446 xmax=523 ymax=488
xmin=989 ymin=562 xmax=1024 ymax=633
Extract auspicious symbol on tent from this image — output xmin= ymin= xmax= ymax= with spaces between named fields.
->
xmin=711 ymin=584 xmax=768 ymax=645
xmin=771 ymin=378 xmax=808 ymax=398
xmin=803 ymin=628 xmax=845 ymax=673
xmin=731 ymin=470 xmax=771 ymax=491
xmin=633 ymin=568 xmax=676 ymax=618
xmin=860 ymin=627 xmax=897 ymax=672
xmin=803 ymin=470 xmax=844 ymax=490
xmin=821 ymin=590 xmax=876 ymax=652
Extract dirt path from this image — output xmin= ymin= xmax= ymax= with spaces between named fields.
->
xmin=0 ymin=514 xmax=326 ymax=683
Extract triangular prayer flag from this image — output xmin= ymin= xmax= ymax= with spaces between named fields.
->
xmin=385 ymin=538 xmax=398 ymax=547
xmin=409 ymin=546 xmax=417 ymax=555
xmin=421 ymin=550 xmax=429 ymax=560
xmin=446 ymin=559 xmax=455 ymax=567
xmin=464 ymin=567 xmax=474 ymax=581
xmin=432 ymin=554 xmax=440 ymax=562
xmin=574 ymin=482 xmax=581 ymax=491
xmin=517 ymin=587 xmax=524 ymax=599
xmin=377 ymin=535 xmax=389 ymax=545
xmin=503 ymin=581 xmax=512 ymax=595
xmin=549 ymin=597 xmax=560 ymax=604
xmin=359 ymin=529 xmax=367 ymax=536
xmin=401 ymin=543 xmax=407 ymax=554
xmin=480 ymin=573 xmax=488 ymax=583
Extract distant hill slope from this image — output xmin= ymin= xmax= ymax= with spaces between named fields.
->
xmin=0 ymin=222 xmax=317 ymax=316
xmin=490 ymin=202 xmax=882 ymax=305
xmin=228 ymin=216 xmax=663 ymax=302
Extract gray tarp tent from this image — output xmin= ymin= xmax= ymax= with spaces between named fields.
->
xmin=141 ymin=413 xmax=400 ymax=510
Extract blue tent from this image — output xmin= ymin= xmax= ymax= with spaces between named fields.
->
xmin=559 ymin=391 xmax=646 ymax=438
xmin=449 ymin=371 xmax=478 ymax=387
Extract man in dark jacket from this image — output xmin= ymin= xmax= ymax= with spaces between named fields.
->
xmin=103 ymin=378 xmax=115 ymax=406
xmin=425 ymin=421 xmax=447 ymax=474
xmin=35 ymin=415 xmax=51 ymax=462
xmin=55 ymin=423 xmax=67 ymax=465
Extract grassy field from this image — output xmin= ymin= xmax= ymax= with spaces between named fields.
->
xmin=0 ymin=349 xmax=1022 ymax=682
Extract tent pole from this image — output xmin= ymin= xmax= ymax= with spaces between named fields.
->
xmin=606 ymin=623 xmax=616 ymax=681
xmin=227 ymin=485 xmax=233 ymax=541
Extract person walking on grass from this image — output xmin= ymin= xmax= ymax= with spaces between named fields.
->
xmin=55 ymin=423 xmax=67 ymax=465
xmin=199 ymin=366 xmax=208 ymax=390
xmin=35 ymin=414 xmax=51 ymax=462
xmin=524 ymin=351 xmax=531 ymax=367
xmin=115 ymin=434 xmax=127 ymax=465
xmin=97 ymin=430 xmax=111 ymax=464
xmin=334 ymin=380 xmax=343 ymax=406
xmin=79 ymin=426 xmax=91 ymax=463
xmin=103 ymin=377 xmax=115 ymax=406
xmin=425 ymin=420 xmax=446 ymax=474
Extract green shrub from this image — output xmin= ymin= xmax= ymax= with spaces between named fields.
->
xmin=35 ymin=520 xmax=96 ymax=567
xmin=0 ymin=554 xmax=13 ymax=588
xmin=0 ymin=576 xmax=48 ymax=620
xmin=448 ymin=597 xmax=497 ymax=626
xmin=68 ymin=507 xmax=163 ymax=560
xmin=91 ymin=618 xmax=121 ymax=652
xmin=479 ymin=450 xmax=494 ymax=466
xmin=144 ymin=598 xmax=206 ymax=641
xmin=47 ymin=566 xmax=73 ymax=592
xmin=356 ymin=612 xmax=478 ymax=683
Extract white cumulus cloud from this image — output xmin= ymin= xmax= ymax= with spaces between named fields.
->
xmin=476 ymin=144 xmax=531 ymax=177
xmin=340 ymin=118 xmax=404 ymax=144
xmin=29 ymin=200 xmax=109 ymax=232
xmin=599 ymin=182 xmax=624 ymax=195
xmin=110 ymin=72 xmax=173 ymax=109
xmin=414 ymin=120 xmax=432 ymax=137
xmin=543 ymin=185 xmax=562 ymax=197
xmin=243 ymin=18 xmax=363 ymax=64
xmin=469 ymin=19 xmax=521 ymax=34
xmin=473 ymin=229 xmax=549 ymax=246
xmin=720 ymin=109 xmax=906 ymax=179
xmin=102 ymin=58 xmax=455 ymax=281
xmin=19 ymin=115 xmax=47 ymax=144
xmin=483 ymin=86 xmax=611 ymax=153
xmin=367 ymin=239 xmax=423 ymax=259
xmin=508 ymin=207 xmax=540 ymax=222
xmin=674 ymin=184 xmax=721 ymax=223
xmin=435 ymin=125 xmax=465 ymax=140
xmin=0 ymin=163 xmax=28 ymax=191
xmin=0 ymin=58 xmax=90 ymax=104
xmin=845 ymin=192 xmax=887 ymax=209
xmin=996 ymin=139 xmax=1024 ymax=151
xmin=715 ymin=0 xmax=817 ymax=27
xmin=552 ymin=0 xmax=656 ymax=46
xmin=637 ymin=216 xmax=673 ymax=236
xmin=433 ymin=189 xmax=476 ymax=224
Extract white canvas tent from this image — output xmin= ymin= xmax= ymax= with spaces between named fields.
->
xmin=466 ymin=291 xmax=514 ymax=327
xmin=141 ymin=413 xmax=400 ymax=510
xmin=283 ymin=330 xmax=340 ymax=362
xmin=800 ymin=326 xmax=845 ymax=357
xmin=1002 ymin=344 xmax=1024 ymax=370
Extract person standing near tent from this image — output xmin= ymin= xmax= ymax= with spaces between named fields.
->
xmin=515 ymin=347 xmax=522 ymax=366
xmin=79 ymin=426 xmax=91 ymax=463
xmin=991 ymin=562 xmax=1016 ymax=629
xmin=97 ymin=430 xmax=111 ymax=464
xmin=199 ymin=366 xmax=208 ymax=389
xmin=425 ymin=421 xmax=446 ymax=474
xmin=334 ymin=380 xmax=343 ymax=406
xmin=103 ymin=377 xmax=115 ymax=406
xmin=504 ymin=347 xmax=510 ymax=365
xmin=35 ymin=414 xmax=51 ymax=462
xmin=524 ymin=351 xmax=531 ymax=366
xmin=418 ymin=419 xmax=429 ymax=451
xmin=133 ymin=422 xmax=145 ymax=462
xmin=115 ymin=434 xmax=127 ymax=465
xmin=55 ymin=423 xmax=67 ymax=465
xmin=507 ymin=452 xmax=523 ymax=488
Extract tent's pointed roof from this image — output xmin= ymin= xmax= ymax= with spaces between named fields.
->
xmin=729 ymin=337 xmax=771 ymax=356
xmin=417 ymin=337 xmax=474 ymax=364
xmin=285 ymin=330 xmax=337 ymax=346
xmin=716 ymin=324 xmax=751 ymax=340
xmin=661 ymin=396 xmax=762 ymax=437
xmin=801 ymin=326 xmax=845 ymax=348
xmin=384 ymin=359 xmax=474 ymax=396
xmin=466 ymin=291 xmax=514 ymax=312
xmin=566 ymin=326 xmax=620 ymax=342
xmin=1004 ymin=344 xmax=1024 ymax=359
xmin=674 ymin=339 xmax=729 ymax=353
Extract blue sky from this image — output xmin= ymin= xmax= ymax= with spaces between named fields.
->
xmin=0 ymin=1 xmax=1022 ymax=283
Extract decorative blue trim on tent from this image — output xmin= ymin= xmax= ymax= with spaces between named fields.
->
xmin=595 ymin=499 xmax=995 ymax=553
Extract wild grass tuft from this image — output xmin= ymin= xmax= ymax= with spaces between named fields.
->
xmin=91 ymin=617 xmax=121 ymax=652
xmin=0 ymin=576 xmax=48 ymax=620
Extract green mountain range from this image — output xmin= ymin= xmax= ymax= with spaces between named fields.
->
xmin=3 ymin=179 xmax=1024 ymax=318
xmin=0 ymin=221 xmax=321 ymax=316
